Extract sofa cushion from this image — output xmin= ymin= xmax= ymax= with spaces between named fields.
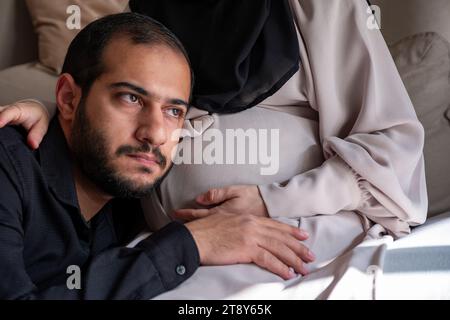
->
xmin=390 ymin=32 xmax=450 ymax=217
xmin=25 ymin=0 xmax=128 ymax=74
xmin=0 ymin=62 xmax=57 ymax=109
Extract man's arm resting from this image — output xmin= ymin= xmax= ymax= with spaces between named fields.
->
xmin=82 ymin=221 xmax=200 ymax=300
xmin=0 ymin=132 xmax=199 ymax=300
xmin=0 ymin=211 xmax=199 ymax=300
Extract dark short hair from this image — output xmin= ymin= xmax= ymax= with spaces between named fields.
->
xmin=61 ymin=12 xmax=194 ymax=100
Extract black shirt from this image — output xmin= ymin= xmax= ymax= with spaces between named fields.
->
xmin=0 ymin=118 xmax=199 ymax=299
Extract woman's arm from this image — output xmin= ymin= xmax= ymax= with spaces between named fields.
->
xmin=177 ymin=0 xmax=427 ymax=239
xmin=0 ymin=100 xmax=53 ymax=149
xmin=258 ymin=0 xmax=427 ymax=238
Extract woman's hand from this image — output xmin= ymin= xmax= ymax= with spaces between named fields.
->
xmin=0 ymin=100 xmax=50 ymax=149
xmin=175 ymin=185 xmax=270 ymax=221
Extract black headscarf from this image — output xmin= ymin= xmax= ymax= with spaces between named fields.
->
xmin=129 ymin=0 xmax=300 ymax=114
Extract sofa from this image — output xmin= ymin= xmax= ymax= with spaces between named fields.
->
xmin=1 ymin=0 xmax=449 ymax=216
xmin=0 ymin=0 xmax=450 ymax=299
xmin=0 ymin=0 xmax=449 ymax=104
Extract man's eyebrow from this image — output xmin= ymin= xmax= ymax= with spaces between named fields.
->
xmin=109 ymin=82 xmax=189 ymax=108
xmin=110 ymin=82 xmax=149 ymax=96
xmin=168 ymin=98 xmax=190 ymax=108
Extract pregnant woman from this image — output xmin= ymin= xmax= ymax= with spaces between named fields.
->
xmin=0 ymin=0 xmax=427 ymax=271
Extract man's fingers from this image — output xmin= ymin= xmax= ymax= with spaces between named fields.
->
xmin=257 ymin=235 xmax=309 ymax=276
xmin=264 ymin=226 xmax=315 ymax=263
xmin=174 ymin=208 xmax=212 ymax=221
xmin=27 ymin=119 xmax=49 ymax=150
xmin=196 ymin=187 xmax=236 ymax=205
xmin=253 ymin=248 xmax=295 ymax=280
xmin=260 ymin=218 xmax=309 ymax=241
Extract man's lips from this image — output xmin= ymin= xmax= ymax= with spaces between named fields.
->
xmin=127 ymin=153 xmax=161 ymax=167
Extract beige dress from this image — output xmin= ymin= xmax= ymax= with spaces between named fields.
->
xmin=141 ymin=0 xmax=427 ymax=266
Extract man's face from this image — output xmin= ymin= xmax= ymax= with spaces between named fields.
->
xmin=70 ymin=38 xmax=191 ymax=198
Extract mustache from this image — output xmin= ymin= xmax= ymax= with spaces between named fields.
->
xmin=116 ymin=143 xmax=167 ymax=168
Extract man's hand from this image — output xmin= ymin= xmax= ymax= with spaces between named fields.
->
xmin=0 ymin=100 xmax=50 ymax=149
xmin=185 ymin=212 xmax=315 ymax=280
xmin=175 ymin=185 xmax=269 ymax=220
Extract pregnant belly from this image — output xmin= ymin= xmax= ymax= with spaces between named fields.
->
xmin=141 ymin=106 xmax=324 ymax=229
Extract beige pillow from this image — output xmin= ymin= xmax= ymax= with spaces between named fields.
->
xmin=25 ymin=0 xmax=128 ymax=74
xmin=390 ymin=32 xmax=450 ymax=217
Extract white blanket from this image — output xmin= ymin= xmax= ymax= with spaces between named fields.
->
xmin=146 ymin=212 xmax=450 ymax=300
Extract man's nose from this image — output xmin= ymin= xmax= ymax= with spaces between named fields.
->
xmin=135 ymin=106 xmax=167 ymax=147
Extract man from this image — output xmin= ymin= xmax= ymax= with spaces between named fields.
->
xmin=0 ymin=13 xmax=312 ymax=299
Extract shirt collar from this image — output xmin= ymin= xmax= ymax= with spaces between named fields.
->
xmin=39 ymin=116 xmax=79 ymax=210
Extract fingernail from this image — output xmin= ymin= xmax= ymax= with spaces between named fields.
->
xmin=307 ymin=250 xmax=316 ymax=261
xmin=288 ymin=267 xmax=297 ymax=279
xmin=298 ymin=229 xmax=309 ymax=238
xmin=300 ymin=266 xmax=309 ymax=276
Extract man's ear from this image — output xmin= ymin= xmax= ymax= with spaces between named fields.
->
xmin=55 ymin=73 xmax=82 ymax=121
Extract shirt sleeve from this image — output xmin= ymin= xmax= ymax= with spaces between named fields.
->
xmin=258 ymin=0 xmax=428 ymax=238
xmin=0 ymin=145 xmax=199 ymax=300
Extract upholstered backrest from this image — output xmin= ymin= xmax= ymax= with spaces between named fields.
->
xmin=390 ymin=32 xmax=450 ymax=217
xmin=0 ymin=0 xmax=37 ymax=70
xmin=371 ymin=0 xmax=450 ymax=44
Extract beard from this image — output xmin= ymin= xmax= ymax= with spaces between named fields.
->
xmin=70 ymin=98 xmax=169 ymax=199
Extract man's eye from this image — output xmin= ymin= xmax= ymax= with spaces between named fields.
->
xmin=165 ymin=108 xmax=184 ymax=118
xmin=120 ymin=93 xmax=140 ymax=104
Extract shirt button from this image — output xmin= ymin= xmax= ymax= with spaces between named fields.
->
xmin=176 ymin=264 xmax=186 ymax=276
